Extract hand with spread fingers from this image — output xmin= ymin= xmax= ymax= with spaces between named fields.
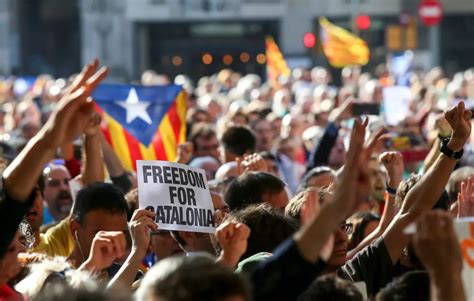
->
xmin=41 ymin=60 xmax=108 ymax=148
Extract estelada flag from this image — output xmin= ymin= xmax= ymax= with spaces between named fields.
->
xmin=319 ymin=17 xmax=370 ymax=68
xmin=265 ymin=36 xmax=291 ymax=85
xmin=93 ymin=84 xmax=186 ymax=171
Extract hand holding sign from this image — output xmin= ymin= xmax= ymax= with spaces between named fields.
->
xmin=80 ymin=231 xmax=126 ymax=273
xmin=129 ymin=209 xmax=158 ymax=256
xmin=138 ymin=161 xmax=215 ymax=233
xmin=216 ymin=221 xmax=251 ymax=269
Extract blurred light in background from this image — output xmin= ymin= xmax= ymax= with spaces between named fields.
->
xmin=202 ymin=53 xmax=213 ymax=65
xmin=356 ymin=15 xmax=371 ymax=30
xmin=223 ymin=54 xmax=233 ymax=65
xmin=303 ymin=32 xmax=316 ymax=48
xmin=240 ymin=52 xmax=250 ymax=63
xmin=256 ymin=53 xmax=266 ymax=64
xmin=172 ymin=55 xmax=183 ymax=66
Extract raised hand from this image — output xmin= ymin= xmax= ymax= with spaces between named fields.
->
xmin=129 ymin=209 xmax=157 ymax=256
xmin=176 ymin=142 xmax=193 ymax=164
xmin=41 ymin=60 xmax=108 ymax=148
xmin=379 ymin=151 xmax=404 ymax=189
xmin=298 ymin=189 xmax=322 ymax=226
xmin=458 ymin=177 xmax=474 ymax=218
xmin=84 ymin=112 xmax=102 ymax=137
xmin=80 ymin=231 xmax=126 ymax=273
xmin=239 ymin=153 xmax=269 ymax=174
xmin=329 ymin=98 xmax=353 ymax=126
xmin=216 ymin=221 xmax=251 ymax=268
xmin=444 ymin=101 xmax=472 ymax=151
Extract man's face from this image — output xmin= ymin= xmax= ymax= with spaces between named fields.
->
xmin=151 ymin=231 xmax=184 ymax=260
xmin=368 ymin=159 xmax=385 ymax=202
xmin=328 ymin=137 xmax=346 ymax=169
xmin=255 ymin=120 xmax=274 ymax=152
xmin=327 ymin=222 xmax=349 ymax=268
xmin=43 ymin=167 xmax=72 ymax=220
xmin=26 ymin=188 xmax=44 ymax=232
xmin=194 ymin=135 xmax=220 ymax=160
xmin=263 ymin=189 xmax=289 ymax=211
xmin=72 ymin=209 xmax=128 ymax=261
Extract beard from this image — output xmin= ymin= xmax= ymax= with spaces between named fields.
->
xmin=54 ymin=190 xmax=73 ymax=214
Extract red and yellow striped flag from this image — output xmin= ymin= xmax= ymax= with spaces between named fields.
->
xmin=94 ymin=84 xmax=186 ymax=171
xmin=265 ymin=36 xmax=291 ymax=85
xmin=319 ymin=17 xmax=370 ymax=68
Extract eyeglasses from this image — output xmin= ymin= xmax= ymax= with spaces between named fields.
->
xmin=339 ymin=222 xmax=353 ymax=235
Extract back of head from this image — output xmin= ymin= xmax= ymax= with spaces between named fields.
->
xmin=226 ymin=203 xmax=297 ymax=259
xmin=447 ymin=166 xmax=474 ymax=201
xmin=396 ymin=174 xmax=450 ymax=211
xmin=298 ymin=275 xmax=363 ymax=301
xmin=221 ymin=126 xmax=256 ymax=158
xmin=224 ymin=172 xmax=286 ymax=211
xmin=136 ymin=255 xmax=250 ymax=301
xmin=298 ymin=166 xmax=336 ymax=192
xmin=376 ymin=271 xmax=430 ymax=301
xmin=72 ymin=182 xmax=128 ymax=225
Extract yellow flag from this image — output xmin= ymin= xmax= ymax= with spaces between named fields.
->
xmin=319 ymin=17 xmax=370 ymax=68
xmin=265 ymin=36 xmax=291 ymax=85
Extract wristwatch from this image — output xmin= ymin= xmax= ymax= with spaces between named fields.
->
xmin=440 ymin=138 xmax=463 ymax=160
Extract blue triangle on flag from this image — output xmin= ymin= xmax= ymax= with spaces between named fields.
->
xmin=93 ymin=83 xmax=183 ymax=146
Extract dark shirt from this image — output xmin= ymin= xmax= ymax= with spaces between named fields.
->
xmin=251 ymin=238 xmax=326 ymax=301
xmin=0 ymin=179 xmax=35 ymax=259
xmin=338 ymin=237 xmax=395 ymax=297
xmin=306 ymin=122 xmax=339 ymax=172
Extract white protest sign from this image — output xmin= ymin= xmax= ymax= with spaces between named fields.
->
xmin=137 ymin=160 xmax=215 ymax=233
xmin=383 ymin=86 xmax=412 ymax=126
xmin=455 ymin=217 xmax=474 ymax=299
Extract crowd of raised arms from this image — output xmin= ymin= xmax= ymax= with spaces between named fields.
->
xmin=1 ymin=59 xmax=474 ymax=301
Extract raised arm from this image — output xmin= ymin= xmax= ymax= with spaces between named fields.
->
xmin=0 ymin=60 xmax=107 ymax=258
xmin=81 ymin=113 xmax=105 ymax=185
xmin=382 ymin=102 xmax=471 ymax=264
xmin=99 ymin=132 xmax=132 ymax=193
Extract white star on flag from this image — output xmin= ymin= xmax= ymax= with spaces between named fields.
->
xmin=117 ymin=88 xmax=153 ymax=125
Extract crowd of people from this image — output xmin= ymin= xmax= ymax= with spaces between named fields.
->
xmin=0 ymin=58 xmax=474 ymax=301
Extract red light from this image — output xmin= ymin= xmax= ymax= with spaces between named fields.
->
xmin=356 ymin=15 xmax=371 ymax=30
xmin=303 ymin=32 xmax=316 ymax=48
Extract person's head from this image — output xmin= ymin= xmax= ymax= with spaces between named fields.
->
xmin=220 ymin=126 xmax=256 ymax=163
xmin=298 ymin=166 xmax=337 ymax=192
xmin=225 ymin=204 xmax=297 ymax=259
xmin=328 ymin=136 xmax=346 ymax=169
xmin=124 ymin=188 xmax=139 ymax=221
xmin=189 ymin=123 xmax=220 ymax=160
xmin=298 ymin=275 xmax=363 ymax=301
xmin=26 ymin=177 xmax=45 ymax=233
xmin=376 ymin=271 xmax=430 ymax=301
xmin=42 ymin=164 xmax=73 ymax=221
xmin=325 ymin=219 xmax=353 ymax=269
xmin=136 ymin=255 xmax=250 ymax=301
xmin=369 ymin=156 xmax=386 ymax=202
xmin=347 ymin=212 xmax=380 ymax=250
xmin=395 ymin=174 xmax=450 ymax=268
xmin=170 ymin=230 xmax=215 ymax=255
xmin=212 ymin=162 xmax=239 ymax=195
xmin=251 ymin=119 xmax=274 ymax=152
xmin=0 ymin=232 xmax=22 ymax=285
xmin=258 ymin=151 xmax=280 ymax=177
xmin=151 ymin=230 xmax=184 ymax=261
xmin=285 ymin=187 xmax=329 ymax=223
xmin=70 ymin=183 xmax=128 ymax=264
xmin=189 ymin=156 xmax=221 ymax=180
xmin=224 ymin=172 xmax=288 ymax=211
xmin=447 ymin=166 xmax=474 ymax=202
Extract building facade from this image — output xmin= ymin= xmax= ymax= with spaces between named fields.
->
xmin=0 ymin=0 xmax=473 ymax=81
